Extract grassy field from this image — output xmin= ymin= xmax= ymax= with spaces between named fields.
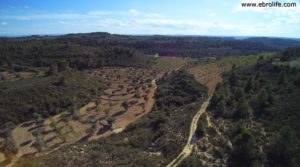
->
xmin=153 ymin=56 xmax=192 ymax=73
xmin=273 ymin=57 xmax=300 ymax=68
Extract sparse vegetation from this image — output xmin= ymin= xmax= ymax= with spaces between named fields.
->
xmin=14 ymin=70 xmax=208 ymax=166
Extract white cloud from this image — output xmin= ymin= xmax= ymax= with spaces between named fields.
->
xmin=1 ymin=22 xmax=7 ymax=26
xmin=2 ymin=13 xmax=85 ymax=20
xmin=143 ymin=13 xmax=165 ymax=18
xmin=95 ymin=18 xmax=237 ymax=33
xmin=97 ymin=19 xmax=128 ymax=26
xmin=233 ymin=0 xmax=300 ymax=24
xmin=1 ymin=8 xmax=299 ymax=37
xmin=1 ymin=9 xmax=164 ymax=21
xmin=129 ymin=9 xmax=139 ymax=14
xmin=88 ymin=16 xmax=300 ymax=37
xmin=264 ymin=14 xmax=271 ymax=18
xmin=208 ymin=12 xmax=216 ymax=17
xmin=87 ymin=11 xmax=113 ymax=16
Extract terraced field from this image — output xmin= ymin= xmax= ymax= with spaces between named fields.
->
xmin=188 ymin=54 xmax=271 ymax=95
xmin=0 ymin=57 xmax=191 ymax=167
xmin=0 ymin=67 xmax=160 ymax=167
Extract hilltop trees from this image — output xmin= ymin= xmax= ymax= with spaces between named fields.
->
xmin=254 ymin=89 xmax=270 ymax=117
xmin=0 ymin=41 xmax=153 ymax=70
xmin=234 ymin=98 xmax=251 ymax=119
xmin=48 ymin=63 xmax=58 ymax=75
xmin=209 ymin=73 xmax=252 ymax=120
xmin=280 ymin=46 xmax=300 ymax=61
xmin=0 ymin=122 xmax=18 ymax=155
xmin=179 ymin=154 xmax=204 ymax=167
xmin=228 ymin=129 xmax=260 ymax=167
xmin=244 ymin=78 xmax=254 ymax=93
xmin=267 ymin=127 xmax=299 ymax=167
xmin=228 ymin=72 xmax=240 ymax=87
xmin=195 ymin=115 xmax=208 ymax=138
xmin=58 ymin=61 xmax=69 ymax=72
xmin=210 ymin=47 xmax=300 ymax=167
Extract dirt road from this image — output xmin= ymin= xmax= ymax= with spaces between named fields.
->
xmin=166 ymin=97 xmax=210 ymax=167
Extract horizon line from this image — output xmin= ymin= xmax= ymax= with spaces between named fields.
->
xmin=1 ymin=32 xmax=300 ymax=40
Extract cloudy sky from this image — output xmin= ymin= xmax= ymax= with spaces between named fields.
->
xmin=0 ymin=0 xmax=300 ymax=37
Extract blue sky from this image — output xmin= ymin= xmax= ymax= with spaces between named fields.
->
xmin=0 ymin=0 xmax=300 ymax=37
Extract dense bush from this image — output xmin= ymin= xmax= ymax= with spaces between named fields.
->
xmin=0 ymin=70 xmax=104 ymax=124
xmin=267 ymin=126 xmax=298 ymax=167
xmin=195 ymin=115 xmax=207 ymax=138
xmin=0 ymin=42 xmax=153 ymax=70
xmin=209 ymin=47 xmax=300 ymax=166
xmin=280 ymin=46 xmax=300 ymax=61
xmin=228 ymin=127 xmax=260 ymax=167
xmin=179 ymin=154 xmax=204 ymax=167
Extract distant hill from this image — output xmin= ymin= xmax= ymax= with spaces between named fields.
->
xmin=244 ymin=37 xmax=300 ymax=50
xmin=1 ymin=32 xmax=300 ymax=69
xmin=0 ymin=40 xmax=152 ymax=69
xmin=47 ymin=33 xmax=282 ymax=57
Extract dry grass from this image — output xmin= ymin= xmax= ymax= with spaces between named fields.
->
xmin=153 ymin=56 xmax=192 ymax=73
xmin=0 ymin=152 xmax=5 ymax=163
xmin=188 ymin=54 xmax=264 ymax=95
xmin=188 ymin=62 xmax=229 ymax=95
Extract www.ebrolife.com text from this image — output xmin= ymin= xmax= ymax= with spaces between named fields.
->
xmin=241 ymin=1 xmax=297 ymax=8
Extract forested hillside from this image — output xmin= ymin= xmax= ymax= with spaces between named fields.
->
xmin=47 ymin=33 xmax=300 ymax=57
xmin=208 ymin=47 xmax=300 ymax=167
xmin=245 ymin=37 xmax=300 ymax=50
xmin=0 ymin=70 xmax=104 ymax=125
xmin=0 ymin=41 xmax=152 ymax=70
xmin=2 ymin=32 xmax=300 ymax=60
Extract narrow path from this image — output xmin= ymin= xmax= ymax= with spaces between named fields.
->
xmin=166 ymin=97 xmax=211 ymax=167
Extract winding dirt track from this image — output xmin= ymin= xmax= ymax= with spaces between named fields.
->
xmin=166 ymin=97 xmax=211 ymax=167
